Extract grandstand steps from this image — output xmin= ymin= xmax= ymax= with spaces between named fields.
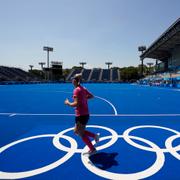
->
xmin=66 ymin=68 xmax=83 ymax=81
xmin=0 ymin=72 xmax=10 ymax=81
xmin=110 ymin=69 xmax=113 ymax=82
xmin=90 ymin=68 xmax=101 ymax=82
xmin=102 ymin=69 xmax=111 ymax=82
xmin=82 ymin=69 xmax=90 ymax=81
xmin=0 ymin=66 xmax=41 ymax=82
xmin=118 ymin=69 xmax=121 ymax=81
xmin=99 ymin=69 xmax=103 ymax=81
xmin=66 ymin=69 xmax=75 ymax=81
xmin=81 ymin=68 xmax=84 ymax=74
xmin=87 ymin=69 xmax=93 ymax=82
xmin=65 ymin=68 xmax=121 ymax=82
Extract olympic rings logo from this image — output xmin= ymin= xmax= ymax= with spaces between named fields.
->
xmin=0 ymin=125 xmax=180 ymax=179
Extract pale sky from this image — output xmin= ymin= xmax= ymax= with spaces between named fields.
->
xmin=0 ymin=0 xmax=180 ymax=71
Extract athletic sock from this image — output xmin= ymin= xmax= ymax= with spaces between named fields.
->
xmin=84 ymin=130 xmax=95 ymax=138
xmin=82 ymin=135 xmax=95 ymax=151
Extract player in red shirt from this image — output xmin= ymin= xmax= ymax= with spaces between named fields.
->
xmin=64 ymin=73 xmax=99 ymax=156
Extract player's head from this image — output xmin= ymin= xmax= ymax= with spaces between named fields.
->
xmin=71 ymin=73 xmax=82 ymax=87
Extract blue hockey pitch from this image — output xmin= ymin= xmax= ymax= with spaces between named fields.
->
xmin=0 ymin=83 xmax=180 ymax=179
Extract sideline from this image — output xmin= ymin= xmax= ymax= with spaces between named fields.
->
xmin=1 ymin=113 xmax=180 ymax=117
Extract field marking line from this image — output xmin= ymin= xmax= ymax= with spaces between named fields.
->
xmin=1 ymin=113 xmax=180 ymax=117
xmin=95 ymin=96 xmax=118 ymax=115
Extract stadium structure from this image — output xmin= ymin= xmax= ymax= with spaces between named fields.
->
xmin=0 ymin=18 xmax=180 ymax=87
xmin=139 ymin=18 xmax=180 ymax=88
xmin=0 ymin=64 xmax=121 ymax=84
xmin=66 ymin=67 xmax=120 ymax=83
xmin=0 ymin=66 xmax=38 ymax=83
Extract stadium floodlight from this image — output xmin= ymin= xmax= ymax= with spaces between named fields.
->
xmin=105 ymin=62 xmax=112 ymax=69
xmin=29 ymin=65 xmax=34 ymax=71
xmin=79 ymin=62 xmax=86 ymax=68
xmin=43 ymin=46 xmax=53 ymax=69
xmin=138 ymin=46 xmax=146 ymax=53
xmin=138 ymin=46 xmax=146 ymax=77
xmin=38 ymin=62 xmax=46 ymax=70
xmin=43 ymin=46 xmax=53 ymax=81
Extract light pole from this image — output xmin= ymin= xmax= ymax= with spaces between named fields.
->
xmin=29 ymin=65 xmax=34 ymax=71
xmin=43 ymin=46 xmax=53 ymax=68
xmin=79 ymin=62 xmax=86 ymax=68
xmin=105 ymin=62 xmax=112 ymax=69
xmin=38 ymin=62 xmax=46 ymax=70
xmin=138 ymin=46 xmax=146 ymax=77
xmin=43 ymin=46 xmax=53 ymax=80
xmin=38 ymin=62 xmax=46 ymax=80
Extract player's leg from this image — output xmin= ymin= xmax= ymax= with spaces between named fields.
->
xmin=74 ymin=118 xmax=95 ymax=152
xmin=84 ymin=130 xmax=100 ymax=144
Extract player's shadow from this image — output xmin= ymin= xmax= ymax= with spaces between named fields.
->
xmin=89 ymin=152 xmax=118 ymax=170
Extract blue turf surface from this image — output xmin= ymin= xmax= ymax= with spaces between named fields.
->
xmin=0 ymin=83 xmax=180 ymax=179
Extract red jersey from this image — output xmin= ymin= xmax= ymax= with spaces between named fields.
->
xmin=73 ymin=85 xmax=92 ymax=117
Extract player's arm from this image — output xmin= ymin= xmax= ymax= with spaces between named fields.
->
xmin=64 ymin=97 xmax=78 ymax=107
xmin=86 ymin=89 xmax=94 ymax=99
xmin=87 ymin=93 xmax=94 ymax=99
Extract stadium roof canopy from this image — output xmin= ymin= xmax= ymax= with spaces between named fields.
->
xmin=140 ymin=18 xmax=180 ymax=61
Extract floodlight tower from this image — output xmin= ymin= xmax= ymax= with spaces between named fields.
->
xmin=29 ymin=65 xmax=34 ymax=71
xmin=43 ymin=46 xmax=53 ymax=80
xmin=138 ymin=46 xmax=146 ymax=77
xmin=79 ymin=62 xmax=86 ymax=68
xmin=105 ymin=62 xmax=112 ymax=69
xmin=38 ymin=62 xmax=46 ymax=70
xmin=43 ymin=46 xmax=53 ymax=69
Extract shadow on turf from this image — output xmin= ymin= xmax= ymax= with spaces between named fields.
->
xmin=89 ymin=152 xmax=118 ymax=170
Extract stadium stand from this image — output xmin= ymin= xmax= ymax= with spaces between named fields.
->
xmin=0 ymin=65 xmax=121 ymax=84
xmin=0 ymin=66 xmax=40 ymax=84
xmin=89 ymin=68 xmax=101 ymax=82
xmin=66 ymin=68 xmax=121 ymax=83
xmin=87 ymin=69 xmax=93 ymax=82
xmin=66 ymin=68 xmax=83 ymax=82
xmin=101 ymin=69 xmax=110 ymax=81
xmin=81 ymin=69 xmax=91 ymax=81
xmin=99 ymin=69 xmax=103 ymax=81
xmin=112 ymin=68 xmax=120 ymax=82
xmin=138 ymin=71 xmax=180 ymax=88
xmin=139 ymin=18 xmax=180 ymax=89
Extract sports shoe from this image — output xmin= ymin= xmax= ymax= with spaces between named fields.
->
xmin=83 ymin=148 xmax=97 ymax=157
xmin=95 ymin=133 xmax=100 ymax=144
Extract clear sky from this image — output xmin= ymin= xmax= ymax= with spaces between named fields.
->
xmin=0 ymin=0 xmax=180 ymax=70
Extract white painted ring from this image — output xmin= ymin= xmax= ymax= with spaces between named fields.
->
xmin=53 ymin=125 xmax=119 ymax=153
xmin=165 ymin=134 xmax=180 ymax=160
xmin=81 ymin=135 xmax=165 ymax=180
xmin=0 ymin=134 xmax=77 ymax=179
xmin=123 ymin=125 xmax=180 ymax=152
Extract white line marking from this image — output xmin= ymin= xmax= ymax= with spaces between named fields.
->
xmin=55 ymin=90 xmax=118 ymax=115
xmin=1 ymin=113 xmax=180 ymax=117
xmin=9 ymin=113 xmax=16 ymax=117
xmin=95 ymin=96 xmax=118 ymax=115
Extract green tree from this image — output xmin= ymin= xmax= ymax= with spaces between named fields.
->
xmin=120 ymin=66 xmax=140 ymax=82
